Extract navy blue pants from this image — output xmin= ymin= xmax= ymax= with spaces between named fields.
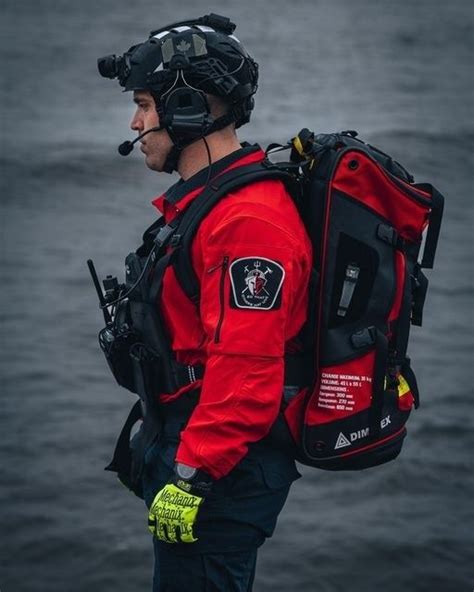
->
xmin=153 ymin=542 xmax=257 ymax=592
xmin=141 ymin=411 xmax=300 ymax=591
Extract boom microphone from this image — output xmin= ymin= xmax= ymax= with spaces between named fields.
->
xmin=118 ymin=126 xmax=163 ymax=156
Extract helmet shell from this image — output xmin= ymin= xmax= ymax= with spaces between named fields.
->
xmin=114 ymin=21 xmax=258 ymax=127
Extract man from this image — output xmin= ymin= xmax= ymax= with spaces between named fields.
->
xmin=98 ymin=13 xmax=312 ymax=591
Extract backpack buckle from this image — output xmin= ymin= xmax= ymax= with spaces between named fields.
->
xmin=351 ymin=326 xmax=376 ymax=349
xmin=377 ymin=224 xmax=405 ymax=251
xmin=170 ymin=234 xmax=182 ymax=248
xmin=154 ymin=224 xmax=176 ymax=248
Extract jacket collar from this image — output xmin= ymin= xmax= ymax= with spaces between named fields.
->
xmin=152 ymin=143 xmax=264 ymax=218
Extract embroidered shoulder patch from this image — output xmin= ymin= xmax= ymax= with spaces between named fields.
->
xmin=229 ymin=257 xmax=285 ymax=310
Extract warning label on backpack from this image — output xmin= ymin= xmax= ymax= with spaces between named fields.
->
xmin=316 ymin=371 xmax=372 ymax=413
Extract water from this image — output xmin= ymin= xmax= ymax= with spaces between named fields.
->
xmin=1 ymin=1 xmax=473 ymax=590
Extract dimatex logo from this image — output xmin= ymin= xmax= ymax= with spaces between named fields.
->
xmin=229 ymin=257 xmax=285 ymax=310
xmin=334 ymin=432 xmax=351 ymax=449
xmin=334 ymin=416 xmax=392 ymax=450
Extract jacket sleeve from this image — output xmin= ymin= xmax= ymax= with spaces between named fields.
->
xmin=175 ymin=210 xmax=311 ymax=479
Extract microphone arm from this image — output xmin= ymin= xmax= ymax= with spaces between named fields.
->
xmin=118 ymin=125 xmax=163 ymax=156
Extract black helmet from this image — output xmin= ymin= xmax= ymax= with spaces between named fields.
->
xmin=98 ymin=13 xmax=258 ymax=155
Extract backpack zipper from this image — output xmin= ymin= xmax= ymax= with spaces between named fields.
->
xmin=209 ymin=255 xmax=229 ymax=343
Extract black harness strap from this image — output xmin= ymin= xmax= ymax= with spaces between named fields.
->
xmin=411 ymin=263 xmax=429 ymax=327
xmin=104 ymin=399 xmax=155 ymax=497
xmin=146 ymin=249 xmax=205 ymax=392
xmin=149 ymin=251 xmax=175 ymax=305
xmin=416 ymin=184 xmax=444 ymax=269
xmin=143 ymin=162 xmax=291 ymax=392
xmin=105 ymin=400 xmax=143 ymax=476
xmin=171 ymin=161 xmax=294 ymax=303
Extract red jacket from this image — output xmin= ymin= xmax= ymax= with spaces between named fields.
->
xmin=152 ymin=145 xmax=312 ymax=480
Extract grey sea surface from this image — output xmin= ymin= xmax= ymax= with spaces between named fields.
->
xmin=1 ymin=0 xmax=473 ymax=591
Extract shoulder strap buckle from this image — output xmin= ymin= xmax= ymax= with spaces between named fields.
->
xmin=170 ymin=234 xmax=182 ymax=248
xmin=154 ymin=223 xmax=178 ymax=249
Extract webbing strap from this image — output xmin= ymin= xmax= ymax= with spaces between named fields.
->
xmin=411 ymin=264 xmax=428 ymax=327
xmin=105 ymin=400 xmax=161 ymax=497
xmin=105 ymin=399 xmax=143 ymax=475
xmin=147 ymin=251 xmax=204 ymax=391
xmin=147 ymin=246 xmax=205 ymax=393
xmin=368 ymin=328 xmax=389 ymax=441
xmin=148 ymin=252 xmax=174 ymax=305
xmin=174 ymin=362 xmax=205 ymax=387
xmin=417 ymin=184 xmax=444 ymax=269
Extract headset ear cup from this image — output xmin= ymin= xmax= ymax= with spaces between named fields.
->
xmin=162 ymin=87 xmax=213 ymax=144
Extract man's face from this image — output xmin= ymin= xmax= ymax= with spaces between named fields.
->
xmin=130 ymin=91 xmax=173 ymax=172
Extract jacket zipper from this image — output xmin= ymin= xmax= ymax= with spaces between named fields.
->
xmin=210 ymin=255 xmax=229 ymax=343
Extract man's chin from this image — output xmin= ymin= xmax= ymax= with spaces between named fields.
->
xmin=144 ymin=155 xmax=163 ymax=172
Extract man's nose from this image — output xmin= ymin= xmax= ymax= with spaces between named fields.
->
xmin=130 ymin=109 xmax=143 ymax=132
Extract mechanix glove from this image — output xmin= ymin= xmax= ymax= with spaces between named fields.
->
xmin=148 ymin=463 xmax=213 ymax=544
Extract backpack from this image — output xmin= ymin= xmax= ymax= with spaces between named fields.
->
xmin=170 ymin=129 xmax=444 ymax=470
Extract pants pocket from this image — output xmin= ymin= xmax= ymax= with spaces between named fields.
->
xmin=143 ymin=436 xmax=179 ymax=508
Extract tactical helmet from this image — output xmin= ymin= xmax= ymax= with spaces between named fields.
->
xmin=98 ymin=13 xmax=258 ymax=159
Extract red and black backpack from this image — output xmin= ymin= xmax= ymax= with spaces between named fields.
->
xmin=168 ymin=129 xmax=444 ymax=470
xmin=99 ymin=129 xmax=444 ymax=479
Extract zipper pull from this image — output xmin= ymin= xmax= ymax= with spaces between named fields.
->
xmin=207 ymin=256 xmax=230 ymax=274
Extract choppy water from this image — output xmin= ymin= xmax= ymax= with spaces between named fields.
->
xmin=1 ymin=1 xmax=473 ymax=591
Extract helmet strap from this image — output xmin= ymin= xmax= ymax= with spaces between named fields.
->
xmin=163 ymin=144 xmax=182 ymax=174
xmin=159 ymin=104 xmax=240 ymax=174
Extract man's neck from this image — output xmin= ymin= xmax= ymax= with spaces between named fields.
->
xmin=177 ymin=130 xmax=242 ymax=181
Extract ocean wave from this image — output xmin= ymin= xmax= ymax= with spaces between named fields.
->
xmin=429 ymin=284 xmax=474 ymax=297
xmin=364 ymin=127 xmax=474 ymax=151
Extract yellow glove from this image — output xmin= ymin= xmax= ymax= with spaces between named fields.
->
xmin=148 ymin=464 xmax=213 ymax=544
xmin=148 ymin=483 xmax=204 ymax=543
